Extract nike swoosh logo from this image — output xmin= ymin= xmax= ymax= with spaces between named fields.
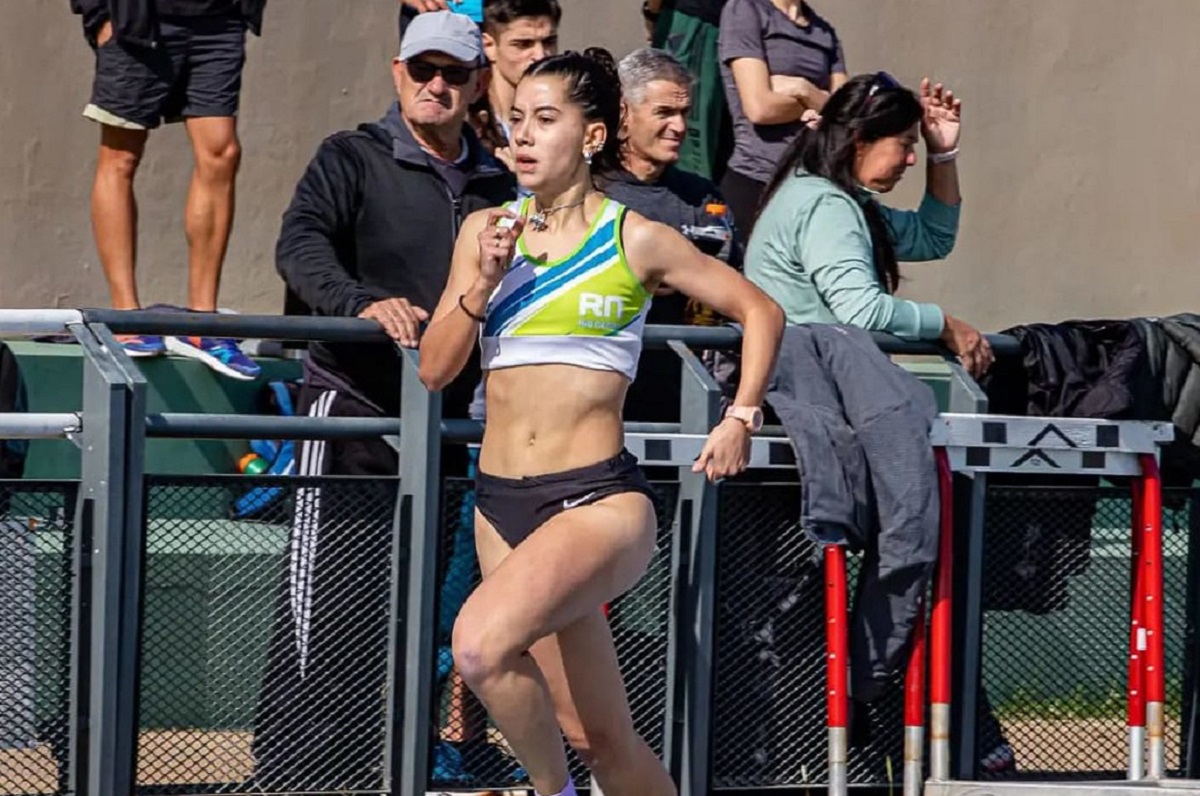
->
xmin=562 ymin=492 xmax=598 ymax=510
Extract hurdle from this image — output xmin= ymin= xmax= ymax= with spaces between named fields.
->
xmin=925 ymin=413 xmax=1185 ymax=796
xmin=631 ymin=411 xmax=1182 ymax=795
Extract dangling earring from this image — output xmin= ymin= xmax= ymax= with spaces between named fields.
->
xmin=583 ymin=149 xmax=594 ymax=165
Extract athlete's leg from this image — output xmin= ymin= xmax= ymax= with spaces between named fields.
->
xmin=453 ymin=493 xmax=659 ymax=795
xmin=529 ymin=609 xmax=676 ymax=795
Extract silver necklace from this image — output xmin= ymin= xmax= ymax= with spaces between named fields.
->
xmin=528 ymin=197 xmax=587 ymax=231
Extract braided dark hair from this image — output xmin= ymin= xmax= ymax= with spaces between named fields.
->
xmin=523 ymin=48 xmax=623 ymax=174
xmin=757 ymin=73 xmax=922 ymax=294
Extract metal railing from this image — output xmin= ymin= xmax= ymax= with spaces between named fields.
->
xmin=1 ymin=308 xmax=1194 ymax=796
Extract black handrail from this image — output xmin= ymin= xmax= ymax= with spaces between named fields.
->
xmin=646 ymin=325 xmax=1021 ymax=356
xmin=82 ymin=309 xmax=393 ymax=344
xmin=83 ymin=308 xmax=1021 ymax=356
xmin=144 ymin=413 xmax=689 ymax=441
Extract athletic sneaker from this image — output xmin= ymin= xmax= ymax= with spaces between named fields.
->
xmin=116 ymin=334 xmax=166 ymax=358
xmin=165 ymin=335 xmax=261 ymax=380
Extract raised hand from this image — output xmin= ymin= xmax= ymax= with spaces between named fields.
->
xmin=478 ymin=209 xmax=525 ymax=287
xmin=919 ymin=78 xmax=962 ymax=155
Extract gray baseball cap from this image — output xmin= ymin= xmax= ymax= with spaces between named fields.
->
xmin=398 ymin=10 xmax=483 ymax=64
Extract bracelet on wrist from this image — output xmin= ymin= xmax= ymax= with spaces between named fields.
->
xmin=928 ymin=147 xmax=960 ymax=165
xmin=458 ymin=294 xmax=486 ymax=323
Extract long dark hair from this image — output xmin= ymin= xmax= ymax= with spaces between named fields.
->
xmin=522 ymin=48 xmax=623 ymax=175
xmin=758 ymin=73 xmax=922 ymax=293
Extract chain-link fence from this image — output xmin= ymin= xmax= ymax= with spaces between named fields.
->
xmin=134 ymin=474 xmax=399 ymax=795
xmin=979 ymin=482 xmax=1195 ymax=780
xmin=429 ymin=475 xmax=680 ymax=791
xmin=0 ymin=481 xmax=76 ymax=796
xmin=6 ymin=472 xmax=1198 ymax=796
xmin=709 ymin=482 xmax=909 ymax=790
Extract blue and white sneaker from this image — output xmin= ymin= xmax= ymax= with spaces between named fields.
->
xmin=165 ymin=335 xmax=261 ymax=381
xmin=116 ymin=334 xmax=166 ymax=358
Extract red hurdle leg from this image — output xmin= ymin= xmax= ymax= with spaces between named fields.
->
xmin=903 ymin=595 xmax=927 ymax=796
xmin=824 ymin=544 xmax=849 ymax=796
xmin=929 ymin=448 xmax=954 ymax=781
xmin=1127 ymin=479 xmax=1146 ymax=780
xmin=1139 ymin=455 xmax=1165 ymax=779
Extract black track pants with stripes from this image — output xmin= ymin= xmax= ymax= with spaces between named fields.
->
xmin=252 ymin=384 xmax=398 ymax=791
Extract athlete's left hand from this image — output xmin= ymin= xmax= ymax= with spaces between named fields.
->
xmin=693 ymin=418 xmax=751 ymax=482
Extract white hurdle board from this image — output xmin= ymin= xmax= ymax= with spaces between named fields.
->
xmin=931 ymin=414 xmax=1175 ymax=476
xmin=624 ymin=432 xmax=796 ymax=469
xmin=627 ymin=414 xmax=1176 ymax=476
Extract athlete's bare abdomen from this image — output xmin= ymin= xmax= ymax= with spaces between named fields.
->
xmin=478 ymin=364 xmax=630 ymax=477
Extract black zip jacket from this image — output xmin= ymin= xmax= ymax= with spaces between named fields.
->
xmin=976 ymin=315 xmax=1200 ymax=617
xmin=276 ymin=103 xmax=516 ymax=415
xmin=600 ymin=165 xmax=741 ymax=274
xmin=69 ymin=0 xmax=265 ymax=47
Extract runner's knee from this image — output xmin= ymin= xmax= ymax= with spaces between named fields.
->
xmin=451 ymin=606 xmax=523 ymax=691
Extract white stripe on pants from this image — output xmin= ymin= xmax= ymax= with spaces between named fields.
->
xmin=290 ymin=389 xmax=337 ymax=677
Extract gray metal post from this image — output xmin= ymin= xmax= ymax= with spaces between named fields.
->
xmin=669 ymin=341 xmax=723 ymax=796
xmin=942 ymin=356 xmax=990 ymax=780
xmin=383 ymin=424 xmax=405 ymax=791
xmin=73 ymin=323 xmax=147 ymax=796
xmin=951 ymin=472 xmax=988 ymax=780
xmin=1185 ymin=494 xmax=1200 ymax=778
xmin=394 ymin=347 xmax=443 ymax=796
xmin=67 ymin=323 xmax=93 ymax=796
xmin=944 ymin=359 xmax=989 ymax=415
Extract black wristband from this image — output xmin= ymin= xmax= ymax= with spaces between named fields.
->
xmin=458 ymin=294 xmax=486 ymax=323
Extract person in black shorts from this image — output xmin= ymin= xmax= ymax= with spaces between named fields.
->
xmin=69 ymin=0 xmax=266 ymax=379
xmin=418 ymin=49 xmax=783 ymax=796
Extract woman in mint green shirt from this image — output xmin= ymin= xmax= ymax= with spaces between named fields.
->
xmin=745 ymin=72 xmax=993 ymax=376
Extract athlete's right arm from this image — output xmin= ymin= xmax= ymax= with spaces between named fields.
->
xmin=418 ymin=207 xmax=524 ymax=391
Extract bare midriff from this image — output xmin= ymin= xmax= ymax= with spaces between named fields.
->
xmin=477 ymin=363 xmax=629 ymax=478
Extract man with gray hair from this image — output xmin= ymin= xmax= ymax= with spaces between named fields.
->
xmin=607 ymin=47 xmax=739 ymax=268
xmin=603 ymin=46 xmax=741 ymax=421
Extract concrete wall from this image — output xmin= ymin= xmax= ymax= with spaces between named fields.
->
xmin=1 ymin=1 xmax=1196 ymax=331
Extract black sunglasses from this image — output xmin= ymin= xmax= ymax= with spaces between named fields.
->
xmin=406 ymin=59 xmax=474 ymax=86
xmin=867 ymin=70 xmax=901 ymax=98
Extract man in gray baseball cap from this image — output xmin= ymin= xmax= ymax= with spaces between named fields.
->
xmin=393 ymin=10 xmax=488 ymax=153
xmin=399 ymin=6 xmax=483 ymax=62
